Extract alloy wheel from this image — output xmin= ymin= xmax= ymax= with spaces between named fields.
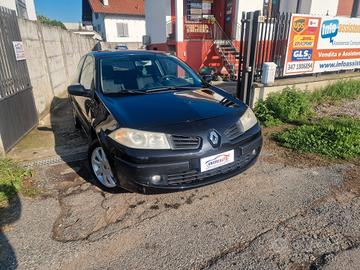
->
xmin=91 ymin=147 xmax=117 ymax=188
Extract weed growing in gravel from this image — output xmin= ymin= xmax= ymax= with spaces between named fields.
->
xmin=0 ymin=159 xmax=35 ymax=207
xmin=273 ymin=117 xmax=360 ymax=160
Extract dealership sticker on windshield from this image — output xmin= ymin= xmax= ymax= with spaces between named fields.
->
xmin=200 ymin=150 xmax=235 ymax=173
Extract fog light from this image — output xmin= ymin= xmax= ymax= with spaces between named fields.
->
xmin=150 ymin=175 xmax=162 ymax=184
xmin=252 ymin=149 xmax=257 ymax=155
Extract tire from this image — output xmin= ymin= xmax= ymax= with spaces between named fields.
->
xmin=88 ymin=141 xmax=118 ymax=190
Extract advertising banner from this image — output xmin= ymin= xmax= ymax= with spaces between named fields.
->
xmin=284 ymin=15 xmax=360 ymax=76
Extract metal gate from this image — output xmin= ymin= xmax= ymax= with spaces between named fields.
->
xmin=0 ymin=7 xmax=38 ymax=152
xmin=236 ymin=11 xmax=291 ymax=106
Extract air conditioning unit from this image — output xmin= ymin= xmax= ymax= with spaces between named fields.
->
xmin=142 ymin=35 xmax=151 ymax=46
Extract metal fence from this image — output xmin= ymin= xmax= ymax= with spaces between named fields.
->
xmin=0 ymin=7 xmax=38 ymax=152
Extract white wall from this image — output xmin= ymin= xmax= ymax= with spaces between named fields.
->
xmin=310 ymin=0 xmax=339 ymax=16
xmin=0 ymin=0 xmax=36 ymax=20
xmin=104 ymin=14 xmax=145 ymax=43
xmin=0 ymin=0 xmax=16 ymax=11
xmin=234 ymin=0 xmax=264 ymax=39
xmin=280 ymin=0 xmax=339 ymax=15
xmin=145 ymin=0 xmax=171 ymax=44
xmin=25 ymin=0 xmax=36 ymax=20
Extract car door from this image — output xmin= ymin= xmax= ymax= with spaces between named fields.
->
xmin=75 ymin=55 xmax=95 ymax=134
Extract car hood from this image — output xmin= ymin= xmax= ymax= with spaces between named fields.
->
xmin=99 ymin=87 xmax=247 ymax=129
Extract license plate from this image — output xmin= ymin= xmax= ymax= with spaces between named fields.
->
xmin=200 ymin=150 xmax=235 ymax=173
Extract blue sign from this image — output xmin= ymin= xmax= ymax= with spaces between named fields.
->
xmin=321 ymin=19 xmax=339 ymax=44
xmin=292 ymin=49 xmax=313 ymax=61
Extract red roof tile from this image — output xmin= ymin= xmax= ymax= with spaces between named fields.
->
xmin=88 ymin=0 xmax=144 ymax=16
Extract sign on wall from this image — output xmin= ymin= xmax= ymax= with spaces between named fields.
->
xmin=12 ymin=41 xmax=26 ymax=61
xmin=284 ymin=15 xmax=360 ymax=76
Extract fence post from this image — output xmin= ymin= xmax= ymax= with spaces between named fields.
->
xmin=237 ymin=10 xmax=261 ymax=106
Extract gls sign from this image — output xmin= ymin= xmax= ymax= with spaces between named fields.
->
xmin=292 ymin=49 xmax=313 ymax=61
xmin=321 ymin=19 xmax=339 ymax=44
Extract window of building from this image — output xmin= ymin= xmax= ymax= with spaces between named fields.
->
xmin=186 ymin=0 xmax=214 ymax=21
xmin=95 ymin=13 xmax=99 ymax=20
xmin=117 ymin=23 xmax=129 ymax=37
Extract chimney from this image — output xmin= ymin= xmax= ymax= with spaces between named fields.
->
xmin=102 ymin=0 xmax=109 ymax=6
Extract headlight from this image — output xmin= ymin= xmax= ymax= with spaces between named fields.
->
xmin=109 ymin=128 xmax=171 ymax=149
xmin=238 ymin=108 xmax=258 ymax=132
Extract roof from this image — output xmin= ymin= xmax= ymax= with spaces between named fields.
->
xmin=88 ymin=0 xmax=144 ymax=16
xmin=91 ymin=50 xmax=166 ymax=59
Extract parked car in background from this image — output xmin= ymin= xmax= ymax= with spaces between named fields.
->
xmin=68 ymin=51 xmax=262 ymax=193
xmin=114 ymin=44 xmax=128 ymax=50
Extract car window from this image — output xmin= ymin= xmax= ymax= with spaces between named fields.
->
xmin=80 ymin=56 xmax=95 ymax=90
xmin=100 ymin=54 xmax=202 ymax=94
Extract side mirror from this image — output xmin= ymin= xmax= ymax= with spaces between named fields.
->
xmin=68 ymin=84 xmax=90 ymax=97
xmin=201 ymin=75 xmax=213 ymax=83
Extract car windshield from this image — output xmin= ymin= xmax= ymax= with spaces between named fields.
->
xmin=100 ymin=54 xmax=203 ymax=94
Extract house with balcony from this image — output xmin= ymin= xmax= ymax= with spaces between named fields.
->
xmin=145 ymin=0 xmax=359 ymax=76
xmin=82 ymin=0 xmax=146 ymax=48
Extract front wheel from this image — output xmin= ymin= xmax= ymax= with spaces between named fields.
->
xmin=89 ymin=142 xmax=117 ymax=189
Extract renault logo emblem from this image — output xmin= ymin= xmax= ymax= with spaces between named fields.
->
xmin=209 ymin=130 xmax=220 ymax=147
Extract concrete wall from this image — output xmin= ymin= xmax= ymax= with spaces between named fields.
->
xmin=18 ymin=18 xmax=98 ymax=116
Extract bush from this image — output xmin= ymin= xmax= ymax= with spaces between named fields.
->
xmin=254 ymin=87 xmax=313 ymax=126
xmin=38 ymin=15 xmax=66 ymax=30
xmin=273 ymin=117 xmax=360 ymax=160
xmin=0 ymin=159 xmax=33 ymax=207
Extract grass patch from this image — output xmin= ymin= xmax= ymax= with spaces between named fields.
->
xmin=273 ymin=117 xmax=360 ymax=160
xmin=254 ymin=80 xmax=360 ymax=127
xmin=0 ymin=159 xmax=37 ymax=207
xmin=310 ymin=80 xmax=360 ymax=104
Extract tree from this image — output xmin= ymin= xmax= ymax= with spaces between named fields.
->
xmin=37 ymin=15 xmax=67 ymax=30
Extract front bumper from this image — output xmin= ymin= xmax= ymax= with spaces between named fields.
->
xmin=105 ymin=126 xmax=262 ymax=193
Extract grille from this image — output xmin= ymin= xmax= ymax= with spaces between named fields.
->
xmin=224 ymin=124 xmax=243 ymax=142
xmin=167 ymin=153 xmax=254 ymax=186
xmin=171 ymin=135 xmax=201 ymax=150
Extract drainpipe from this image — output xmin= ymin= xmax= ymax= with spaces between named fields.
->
xmin=352 ymin=0 xmax=360 ymax=17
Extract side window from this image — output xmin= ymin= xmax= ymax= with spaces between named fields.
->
xmin=80 ymin=56 xmax=95 ymax=90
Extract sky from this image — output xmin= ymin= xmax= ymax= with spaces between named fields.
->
xmin=34 ymin=0 xmax=82 ymax=23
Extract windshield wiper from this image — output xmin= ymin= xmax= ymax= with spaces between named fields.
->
xmin=107 ymin=89 xmax=147 ymax=95
xmin=145 ymin=86 xmax=198 ymax=93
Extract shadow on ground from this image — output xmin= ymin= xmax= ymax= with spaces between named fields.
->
xmin=0 ymin=185 xmax=21 ymax=270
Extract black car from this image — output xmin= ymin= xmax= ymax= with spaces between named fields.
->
xmin=68 ymin=50 xmax=262 ymax=193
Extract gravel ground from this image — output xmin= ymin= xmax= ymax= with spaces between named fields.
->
xmin=315 ymin=98 xmax=360 ymax=119
xmin=1 ymin=84 xmax=359 ymax=270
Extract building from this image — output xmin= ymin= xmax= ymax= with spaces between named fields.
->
xmin=145 ymin=0 xmax=359 ymax=75
xmin=0 ymin=0 xmax=37 ymax=20
xmin=82 ymin=0 xmax=146 ymax=48
xmin=63 ymin=22 xmax=102 ymax=40
xmin=280 ymin=0 xmax=359 ymax=17
xmin=145 ymin=0 xmax=266 ymax=76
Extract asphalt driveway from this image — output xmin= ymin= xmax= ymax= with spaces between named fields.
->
xmin=1 ymin=83 xmax=359 ymax=270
